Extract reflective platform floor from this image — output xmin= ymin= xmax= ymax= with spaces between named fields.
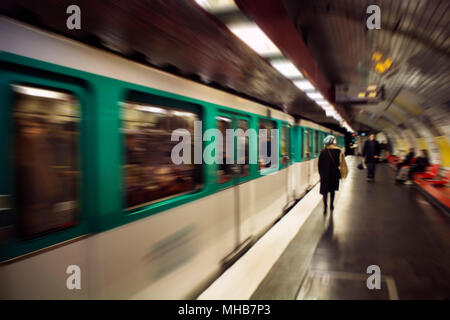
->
xmin=251 ymin=157 xmax=450 ymax=300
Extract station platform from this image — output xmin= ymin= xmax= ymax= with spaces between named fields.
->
xmin=199 ymin=157 xmax=450 ymax=300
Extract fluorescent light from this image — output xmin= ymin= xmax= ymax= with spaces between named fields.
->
xmin=317 ymin=100 xmax=330 ymax=106
xmin=172 ymin=111 xmax=196 ymax=117
xmin=228 ymin=22 xmax=281 ymax=57
xmin=358 ymin=92 xmax=366 ymax=98
xmin=217 ymin=116 xmax=232 ymax=122
xmin=135 ymin=105 xmax=167 ymax=114
xmin=195 ymin=0 xmax=238 ymax=13
xmin=270 ymin=59 xmax=303 ymax=78
xmin=306 ymin=91 xmax=324 ymax=100
xmin=293 ymin=79 xmax=315 ymax=91
xmin=367 ymin=85 xmax=377 ymax=91
xmin=368 ymin=91 xmax=377 ymax=98
xmin=12 ymin=85 xmax=71 ymax=100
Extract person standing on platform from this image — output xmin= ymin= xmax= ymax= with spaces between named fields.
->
xmin=363 ymin=134 xmax=380 ymax=181
xmin=319 ymin=135 xmax=348 ymax=216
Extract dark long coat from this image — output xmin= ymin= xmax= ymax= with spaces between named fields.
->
xmin=318 ymin=147 xmax=341 ymax=195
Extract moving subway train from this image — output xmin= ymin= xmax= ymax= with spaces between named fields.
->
xmin=0 ymin=18 xmax=345 ymax=299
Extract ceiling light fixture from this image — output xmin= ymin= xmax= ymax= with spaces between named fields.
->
xmin=195 ymin=0 xmax=239 ymax=13
xmin=306 ymin=91 xmax=324 ymax=100
xmin=293 ymin=79 xmax=315 ymax=91
xmin=270 ymin=59 xmax=303 ymax=78
xmin=228 ymin=22 xmax=281 ymax=57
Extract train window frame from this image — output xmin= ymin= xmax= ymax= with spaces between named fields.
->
xmin=300 ymin=127 xmax=304 ymax=161
xmin=303 ymin=128 xmax=311 ymax=160
xmin=0 ymin=70 xmax=91 ymax=263
xmin=216 ymin=115 xmax=234 ymax=185
xmin=314 ymin=130 xmax=319 ymax=157
xmin=258 ymin=117 xmax=278 ymax=173
xmin=120 ymin=91 xmax=204 ymax=213
xmin=215 ymin=110 xmax=253 ymax=189
xmin=280 ymin=123 xmax=291 ymax=168
xmin=236 ymin=117 xmax=251 ymax=179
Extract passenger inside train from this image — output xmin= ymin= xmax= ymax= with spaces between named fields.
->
xmin=0 ymin=0 xmax=449 ymax=306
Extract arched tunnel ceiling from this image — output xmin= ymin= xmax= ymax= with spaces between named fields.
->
xmin=282 ymin=0 xmax=449 ymax=136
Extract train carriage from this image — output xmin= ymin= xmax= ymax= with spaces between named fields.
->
xmin=0 ymin=17 xmax=344 ymax=299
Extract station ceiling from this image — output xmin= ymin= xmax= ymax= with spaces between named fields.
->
xmin=1 ymin=0 xmax=448 ymax=137
xmin=0 ymin=0 xmax=336 ymax=127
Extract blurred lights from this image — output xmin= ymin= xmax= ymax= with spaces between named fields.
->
xmin=12 ymin=85 xmax=70 ymax=100
xmin=134 ymin=105 xmax=167 ymax=114
xmin=228 ymin=22 xmax=281 ymax=57
xmin=194 ymin=0 xmax=355 ymax=132
xmin=372 ymin=51 xmax=392 ymax=74
xmin=217 ymin=116 xmax=232 ymax=122
xmin=367 ymin=85 xmax=377 ymax=91
xmin=195 ymin=0 xmax=238 ymax=13
xmin=293 ymin=79 xmax=315 ymax=91
xmin=306 ymin=91 xmax=324 ymax=100
xmin=375 ymin=57 xmax=392 ymax=73
xmin=172 ymin=111 xmax=196 ymax=117
xmin=358 ymin=92 xmax=366 ymax=98
xmin=372 ymin=52 xmax=383 ymax=62
xmin=270 ymin=59 xmax=303 ymax=78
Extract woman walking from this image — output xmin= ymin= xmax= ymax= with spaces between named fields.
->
xmin=318 ymin=135 xmax=348 ymax=215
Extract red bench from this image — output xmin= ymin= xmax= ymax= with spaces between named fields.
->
xmin=417 ymin=170 xmax=450 ymax=186
xmin=414 ymin=174 xmax=450 ymax=212
xmin=415 ymin=164 xmax=440 ymax=179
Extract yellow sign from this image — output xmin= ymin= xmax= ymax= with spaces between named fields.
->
xmin=375 ymin=57 xmax=392 ymax=74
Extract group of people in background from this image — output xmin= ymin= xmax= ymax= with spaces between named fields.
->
xmin=360 ymin=134 xmax=430 ymax=185
xmin=395 ymin=148 xmax=430 ymax=185
xmin=318 ymin=133 xmax=432 ymax=215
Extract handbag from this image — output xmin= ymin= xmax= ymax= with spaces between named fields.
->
xmin=327 ymin=148 xmax=342 ymax=179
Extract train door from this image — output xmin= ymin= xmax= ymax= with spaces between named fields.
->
xmin=215 ymin=112 xmax=252 ymax=252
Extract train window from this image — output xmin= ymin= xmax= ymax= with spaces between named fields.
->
xmin=258 ymin=119 xmax=276 ymax=169
xmin=300 ymin=128 xmax=304 ymax=160
xmin=12 ymin=85 xmax=80 ymax=238
xmin=121 ymin=101 xmax=202 ymax=210
xmin=237 ymin=119 xmax=250 ymax=177
xmin=217 ymin=116 xmax=233 ymax=183
xmin=314 ymin=131 xmax=319 ymax=155
xmin=304 ymin=129 xmax=311 ymax=159
xmin=281 ymin=126 xmax=290 ymax=165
